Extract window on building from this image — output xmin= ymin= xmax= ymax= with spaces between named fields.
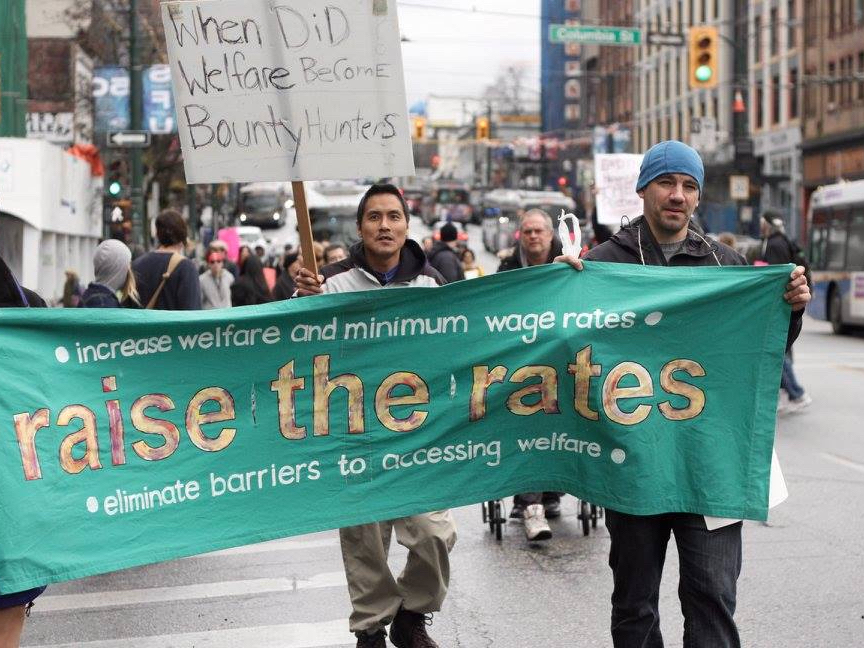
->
xmin=754 ymin=15 xmax=762 ymax=64
xmin=858 ymin=51 xmax=864 ymax=100
xmin=805 ymin=67 xmax=817 ymax=115
xmin=756 ymin=85 xmax=764 ymax=128
xmin=829 ymin=0 xmax=836 ymax=36
xmin=857 ymin=0 xmax=864 ymax=24
xmin=700 ymin=0 xmax=705 ymax=22
xmin=678 ymin=0 xmax=683 ymax=30
xmin=828 ymin=61 xmax=836 ymax=103
xmin=789 ymin=68 xmax=799 ymax=118
xmin=772 ymin=75 xmax=781 ymax=123
xmin=770 ymin=8 xmax=778 ymax=55
xmin=788 ymin=0 xmax=797 ymax=48
xmin=804 ymin=3 xmax=817 ymax=44
xmin=715 ymin=0 xmax=720 ymax=19
xmin=839 ymin=58 xmax=847 ymax=104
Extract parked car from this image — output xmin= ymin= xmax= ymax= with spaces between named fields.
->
xmin=421 ymin=184 xmax=473 ymax=225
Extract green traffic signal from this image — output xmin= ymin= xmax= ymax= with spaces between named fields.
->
xmin=108 ymin=181 xmax=122 ymax=196
xmin=695 ymin=65 xmax=713 ymax=82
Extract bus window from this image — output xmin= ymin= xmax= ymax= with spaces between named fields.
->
xmin=847 ymin=208 xmax=864 ymax=271
xmin=826 ymin=209 xmax=849 ymax=270
xmin=809 ymin=208 xmax=829 ymax=270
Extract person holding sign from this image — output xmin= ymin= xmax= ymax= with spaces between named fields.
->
xmin=557 ymin=140 xmax=810 ymax=648
xmin=295 ymin=184 xmax=455 ymax=648
xmin=0 ymin=255 xmax=47 ymax=647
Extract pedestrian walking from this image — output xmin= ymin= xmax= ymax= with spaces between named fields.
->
xmin=81 ymin=239 xmax=139 ymax=308
xmin=758 ymin=211 xmax=812 ymax=413
xmin=426 ymin=223 xmax=465 ymax=283
xmin=0 ymin=254 xmax=47 ymax=647
xmin=199 ymin=250 xmax=233 ymax=309
xmin=557 ymin=140 xmax=810 ymax=648
xmin=295 ymin=183 xmax=456 ymax=648
xmin=497 ymin=208 xmax=565 ymax=541
xmin=230 ymin=253 xmax=272 ymax=306
xmin=132 ymin=209 xmax=202 ymax=310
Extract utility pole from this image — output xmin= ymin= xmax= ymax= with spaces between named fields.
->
xmin=129 ymin=0 xmax=146 ymax=247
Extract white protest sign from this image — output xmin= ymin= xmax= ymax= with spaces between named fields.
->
xmin=594 ymin=153 xmax=643 ymax=225
xmin=161 ymin=0 xmax=415 ymax=183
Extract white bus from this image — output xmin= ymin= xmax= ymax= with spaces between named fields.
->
xmin=806 ymin=179 xmax=864 ymax=333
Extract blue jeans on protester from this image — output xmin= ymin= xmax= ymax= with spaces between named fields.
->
xmin=605 ymin=510 xmax=742 ymax=648
xmin=780 ymin=354 xmax=805 ymax=400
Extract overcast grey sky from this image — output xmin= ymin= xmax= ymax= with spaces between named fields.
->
xmin=396 ymin=1 xmax=541 ymax=106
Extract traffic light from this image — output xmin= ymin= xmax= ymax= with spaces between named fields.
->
xmin=688 ymin=26 xmax=719 ymax=90
xmin=476 ymin=116 xmax=490 ymax=140
xmin=412 ymin=116 xmax=426 ymax=140
xmin=106 ymin=159 xmax=127 ymax=197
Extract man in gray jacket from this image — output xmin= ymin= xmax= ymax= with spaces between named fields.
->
xmin=295 ymin=184 xmax=456 ymax=648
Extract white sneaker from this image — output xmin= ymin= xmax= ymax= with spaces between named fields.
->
xmin=788 ymin=393 xmax=812 ymax=412
xmin=524 ymin=504 xmax=552 ymax=541
xmin=776 ymin=391 xmax=790 ymax=415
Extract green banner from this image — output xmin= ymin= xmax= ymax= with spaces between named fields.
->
xmin=0 ymin=263 xmax=790 ymax=592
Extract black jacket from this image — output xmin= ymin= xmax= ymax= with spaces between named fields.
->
xmin=758 ymin=232 xmax=796 ymax=266
xmin=497 ymin=237 xmax=564 ymax=272
xmin=0 ymin=256 xmax=45 ymax=308
xmin=427 ymin=241 xmax=465 ymax=283
xmin=585 ymin=216 xmax=802 ymax=350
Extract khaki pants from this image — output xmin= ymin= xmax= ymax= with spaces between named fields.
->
xmin=339 ymin=510 xmax=457 ymax=633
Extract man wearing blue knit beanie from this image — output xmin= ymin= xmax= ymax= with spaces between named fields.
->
xmin=556 ymin=140 xmax=812 ymax=648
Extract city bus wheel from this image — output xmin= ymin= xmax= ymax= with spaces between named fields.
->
xmin=830 ymin=289 xmax=849 ymax=335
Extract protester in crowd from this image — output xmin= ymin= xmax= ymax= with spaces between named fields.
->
xmin=0 ymin=254 xmax=47 ymax=647
xmin=231 ymin=253 xmax=272 ymax=306
xmin=496 ymin=208 xmax=565 ymax=541
xmin=758 ymin=210 xmax=812 ymax=413
xmin=556 ymin=140 xmax=810 ymax=648
xmin=199 ymin=250 xmax=233 ymax=309
xmin=421 ymin=236 xmax=434 ymax=254
xmin=312 ymin=240 xmax=326 ymax=268
xmin=460 ymin=248 xmax=485 ymax=279
xmin=324 ymin=243 xmax=348 ymax=265
xmin=295 ymin=183 xmax=456 ymax=648
xmin=132 ymin=209 xmax=202 ymax=310
xmin=81 ymin=239 xmax=140 ymax=308
xmin=209 ymin=239 xmax=238 ymax=278
xmin=61 ymin=269 xmax=82 ymax=307
xmin=717 ymin=231 xmax=737 ymax=249
xmin=272 ymin=250 xmax=301 ymax=300
xmin=426 ymin=223 xmax=465 ymax=283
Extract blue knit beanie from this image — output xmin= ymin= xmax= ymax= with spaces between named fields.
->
xmin=635 ymin=140 xmax=704 ymax=195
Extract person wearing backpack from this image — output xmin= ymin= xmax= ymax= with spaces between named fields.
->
xmin=759 ymin=210 xmax=812 ymax=413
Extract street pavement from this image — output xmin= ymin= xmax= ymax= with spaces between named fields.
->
xmin=19 ymin=237 xmax=864 ymax=646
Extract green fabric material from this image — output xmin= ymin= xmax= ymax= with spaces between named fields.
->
xmin=0 ymin=262 xmax=791 ymax=591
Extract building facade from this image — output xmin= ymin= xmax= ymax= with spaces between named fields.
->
xmin=801 ymin=1 xmax=864 ymax=209
xmin=749 ymin=0 xmax=803 ymax=236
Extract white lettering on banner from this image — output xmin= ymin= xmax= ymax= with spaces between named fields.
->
xmin=161 ymin=0 xmax=414 ymax=183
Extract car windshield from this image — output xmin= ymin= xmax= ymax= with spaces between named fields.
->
xmin=436 ymin=189 xmax=469 ymax=204
xmin=241 ymin=193 xmax=279 ymax=212
xmin=239 ymin=232 xmax=262 ymax=244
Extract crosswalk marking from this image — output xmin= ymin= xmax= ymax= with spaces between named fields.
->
xmin=35 ymin=572 xmax=347 ymax=613
xmin=25 ymin=618 xmax=354 ymax=648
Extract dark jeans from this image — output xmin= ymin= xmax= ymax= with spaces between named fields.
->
xmin=605 ymin=510 xmax=742 ymax=648
xmin=780 ymin=353 xmax=805 ymax=400
xmin=513 ymin=492 xmax=562 ymax=506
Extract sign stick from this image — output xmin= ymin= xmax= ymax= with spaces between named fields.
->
xmin=291 ymin=181 xmax=318 ymax=275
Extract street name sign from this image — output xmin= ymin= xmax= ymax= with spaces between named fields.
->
xmin=107 ymin=130 xmax=151 ymax=148
xmin=549 ymin=24 xmax=642 ymax=46
xmin=647 ymin=32 xmax=685 ymax=46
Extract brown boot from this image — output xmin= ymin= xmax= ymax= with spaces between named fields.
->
xmin=354 ymin=629 xmax=387 ymax=648
xmin=388 ymin=607 xmax=439 ymax=648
